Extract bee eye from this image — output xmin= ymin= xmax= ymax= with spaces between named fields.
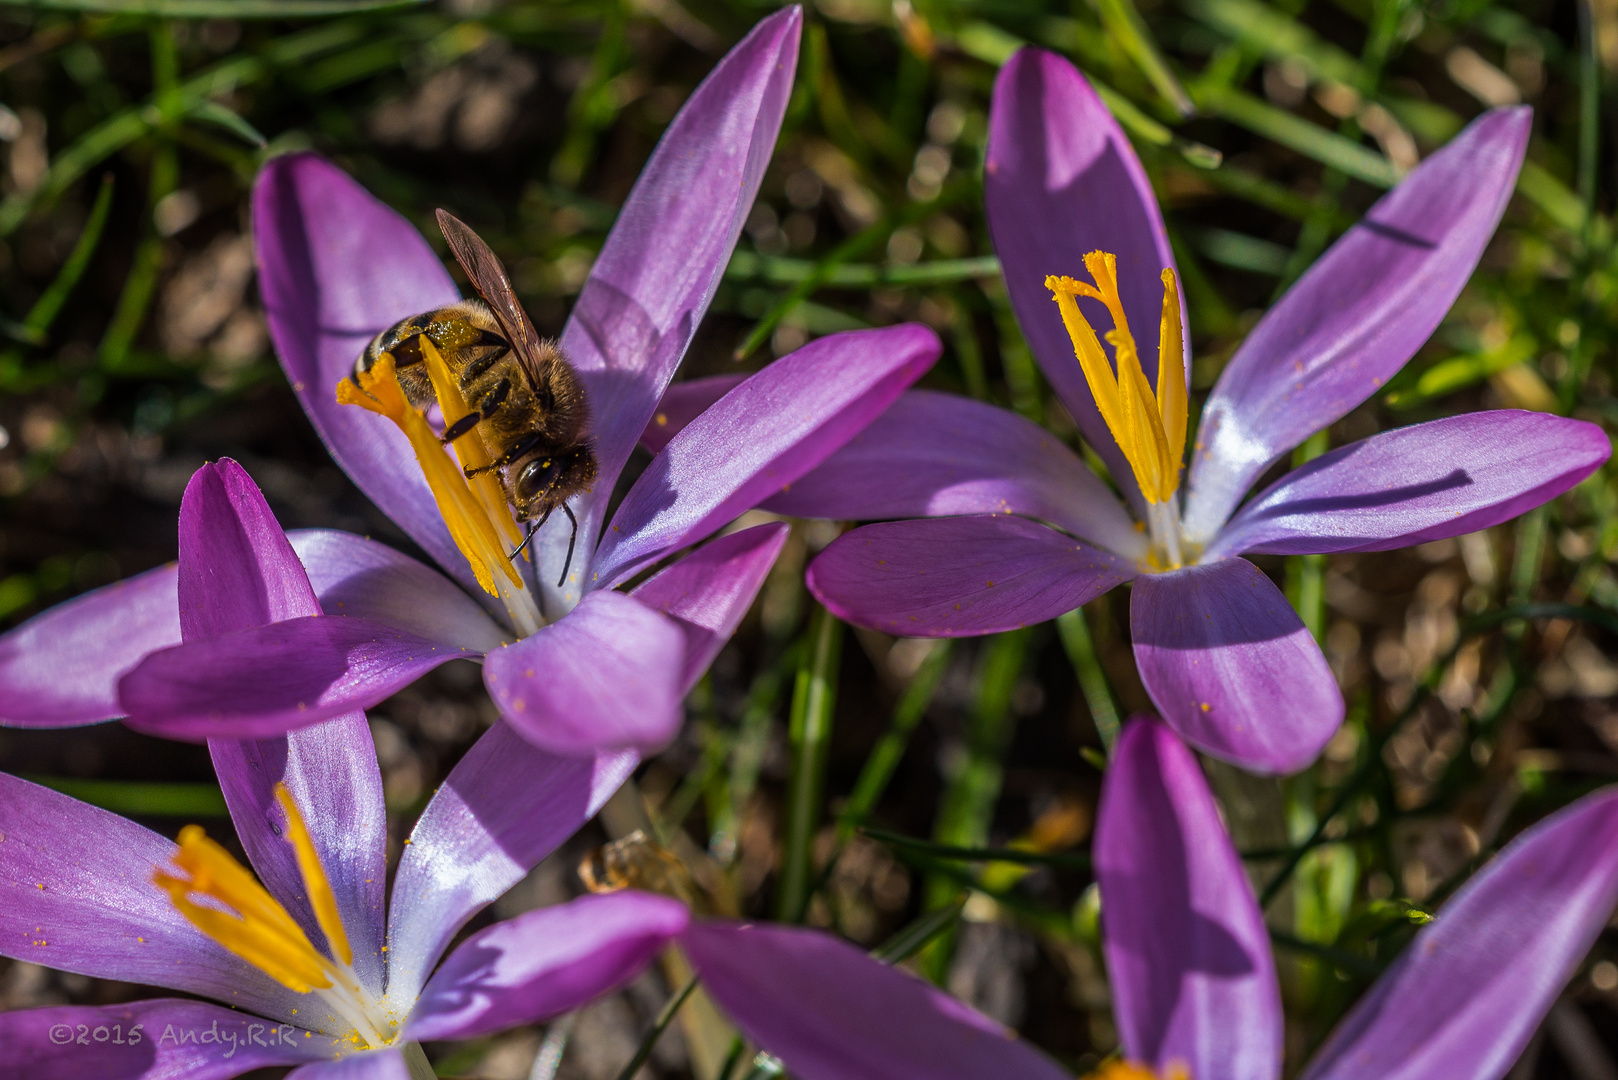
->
xmin=515 ymin=457 xmax=561 ymax=502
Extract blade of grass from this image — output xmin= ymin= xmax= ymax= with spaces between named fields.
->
xmin=870 ymin=894 xmax=968 ymax=964
xmin=836 ymin=639 xmax=952 ymax=843
xmin=18 ymin=172 xmax=115 ymax=345
xmin=25 ymin=0 xmax=421 ymax=14
xmin=860 ymin=825 xmax=1092 ymax=871
xmin=1286 ymin=430 xmax=1330 ymax=641
xmin=24 ymin=776 xmax=229 ymax=817
xmin=921 ymin=629 xmax=1029 ymax=980
xmin=0 ymin=19 xmax=368 ymax=236
xmin=776 ymin=602 xmax=843 ymax=922
xmin=1095 ymin=0 xmax=1195 ymax=116
xmin=1195 ymin=85 xmax=1398 ymax=188
xmin=612 ymin=975 xmax=700 ymax=1080
xmin=100 ymin=24 xmax=180 ymax=370
xmin=733 ymin=174 xmax=979 ymax=361
xmin=725 ymin=251 xmax=1000 ymax=288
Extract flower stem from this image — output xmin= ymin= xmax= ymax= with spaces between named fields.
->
xmin=776 ymin=602 xmax=843 ymax=923
xmin=1057 ymin=607 xmax=1120 ymax=754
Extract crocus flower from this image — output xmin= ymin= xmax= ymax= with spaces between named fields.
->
xmin=1 ymin=460 xmax=688 ymax=1080
xmin=673 ymin=717 xmax=1618 ymax=1080
xmin=782 ymin=49 xmax=1608 ymax=773
xmin=0 ymin=7 xmax=942 ymax=757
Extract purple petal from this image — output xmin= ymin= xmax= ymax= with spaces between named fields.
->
xmin=406 ymin=891 xmax=689 ymax=1041
xmin=591 ymin=324 xmax=941 ymax=589
xmin=119 ymin=616 xmax=465 ymax=741
xmin=1097 ymin=718 xmax=1282 ymax=1080
xmin=985 ymin=47 xmax=1184 ymax=516
xmin=640 ymin=374 xmax=746 ymax=455
xmin=763 ymin=389 xmax=1144 ymax=557
xmin=172 ymin=461 xmax=390 ymax=994
xmin=684 ymin=921 xmax=1070 ymax=1080
xmin=286 ymin=1051 xmax=409 ymax=1080
xmin=1131 ymin=558 xmax=1342 ymax=774
xmin=289 ymin=529 xmax=509 ymax=652
xmin=1184 ymin=107 xmax=1532 ymax=542
xmin=806 ymin=515 xmax=1135 ymax=637
xmin=253 ymin=153 xmax=472 ymax=593
xmin=384 ymin=722 xmax=635 ymax=1004
xmin=176 ymin=460 xmax=319 ymax=636
xmin=207 ymin=715 xmax=390 ymax=998
xmin=0 ymin=999 xmax=329 ymax=1080
xmin=542 ymin=7 xmax=801 ymax=610
xmin=1209 ymin=411 xmax=1611 ymax=559
xmin=1301 ymin=788 xmax=1618 ymax=1080
xmin=632 ymin=522 xmax=789 ymax=693
xmin=483 ymin=591 xmax=686 ymax=755
xmin=0 ymin=562 xmax=178 ymax=728
xmin=0 ymin=772 xmax=307 ymax=1023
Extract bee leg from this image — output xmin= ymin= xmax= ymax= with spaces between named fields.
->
xmin=465 ymin=431 xmax=546 ymax=478
xmin=441 ymin=378 xmax=512 ymax=445
xmin=558 ymin=503 xmax=579 ymax=588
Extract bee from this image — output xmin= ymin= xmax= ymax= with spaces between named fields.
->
xmin=353 ymin=210 xmax=597 ymax=586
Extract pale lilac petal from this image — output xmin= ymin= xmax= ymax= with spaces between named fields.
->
xmin=806 ymin=515 xmax=1134 ymax=637
xmin=0 ymin=999 xmax=329 ymax=1080
xmin=640 ymin=374 xmax=745 ymax=454
xmin=985 ymin=47 xmax=1185 ymax=516
xmin=253 ymin=153 xmax=472 ymax=593
xmin=1209 ymin=412 xmax=1611 ymax=558
xmin=0 ymin=562 xmax=178 ymax=728
xmin=632 ymin=522 xmax=789 ymax=693
xmin=483 ymin=590 xmax=687 ymax=755
xmin=119 ymin=616 xmax=466 ymax=741
xmin=1131 ymin=558 xmax=1342 ymax=774
xmin=685 ymin=921 xmax=1071 ymax=1080
xmin=0 ymin=772 xmax=307 ymax=1023
xmin=171 ymin=461 xmax=390 ymax=993
xmin=541 ymin=8 xmax=801 ymax=612
xmin=1098 ymin=718 xmax=1282 ymax=1080
xmin=289 ymin=529 xmax=509 ymax=652
xmin=762 ymin=389 xmax=1144 ymax=557
xmin=406 ymin=892 xmax=689 ymax=1041
xmin=209 ymin=715 xmax=390 ymax=1000
xmin=287 ymin=1050 xmax=409 ymax=1080
xmin=591 ymin=324 xmax=941 ymax=589
xmin=384 ymin=722 xmax=636 ymax=1003
xmin=1184 ymin=108 xmax=1531 ymax=542
xmin=1301 ymin=788 xmax=1618 ymax=1080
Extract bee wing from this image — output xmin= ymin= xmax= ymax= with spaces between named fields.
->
xmin=436 ymin=209 xmax=555 ymax=392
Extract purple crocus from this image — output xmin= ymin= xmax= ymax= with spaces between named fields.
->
xmin=0 ymin=461 xmax=688 ymax=1080
xmin=781 ymin=49 xmax=1608 ymax=773
xmin=0 ymin=6 xmax=942 ymax=757
xmin=670 ymin=717 xmax=1618 ymax=1080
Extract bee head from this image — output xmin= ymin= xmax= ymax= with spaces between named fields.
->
xmin=513 ymin=443 xmax=597 ymax=520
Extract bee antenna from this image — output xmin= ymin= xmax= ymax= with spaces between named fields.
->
xmin=558 ymin=503 xmax=579 ymax=588
xmin=510 ymin=506 xmax=553 ymax=565
xmin=510 ymin=521 xmax=539 ymax=563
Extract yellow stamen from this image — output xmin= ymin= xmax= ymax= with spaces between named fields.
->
xmin=1157 ymin=268 xmax=1186 ymax=473
xmin=417 ymin=337 xmax=527 ymax=556
xmin=275 ymin=785 xmax=351 ymax=967
xmin=1083 ymin=1062 xmax=1191 ymax=1080
xmin=338 ymin=352 xmax=522 ymax=598
xmin=1045 ymin=252 xmax=1187 ymax=504
xmin=154 ymin=798 xmax=339 ymax=993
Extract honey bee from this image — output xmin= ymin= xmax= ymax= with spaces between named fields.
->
xmin=353 ymin=210 xmax=597 ymax=586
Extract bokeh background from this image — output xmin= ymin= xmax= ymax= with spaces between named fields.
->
xmin=1 ymin=0 xmax=1616 ymax=1076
